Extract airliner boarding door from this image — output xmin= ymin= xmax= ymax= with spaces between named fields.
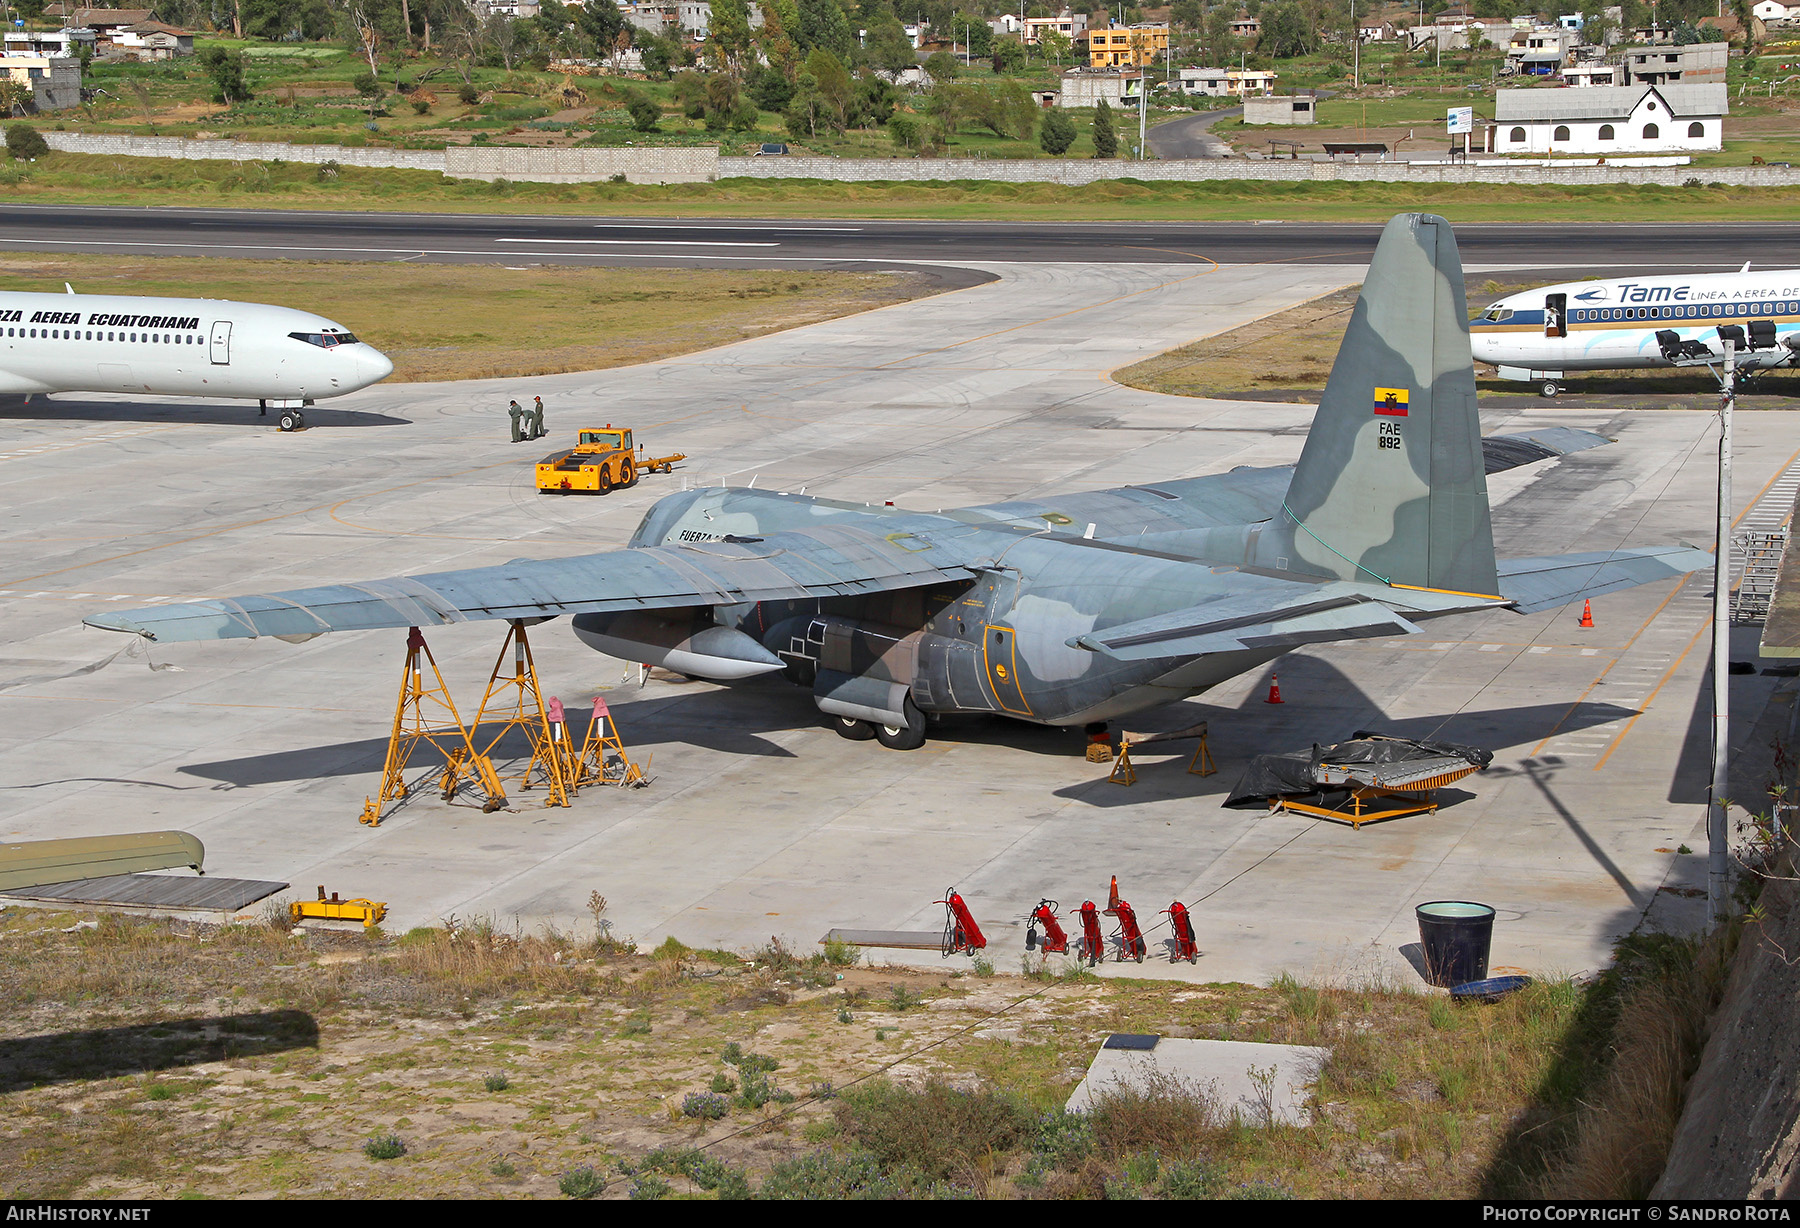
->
xmin=1544 ymin=293 xmax=1566 ymax=339
xmin=209 ymin=321 xmax=231 ymax=365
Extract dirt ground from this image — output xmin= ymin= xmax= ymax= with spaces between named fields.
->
xmin=0 ymin=904 xmax=1635 ymax=1200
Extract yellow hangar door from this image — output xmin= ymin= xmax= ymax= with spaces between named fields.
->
xmin=209 ymin=321 xmax=232 ymax=365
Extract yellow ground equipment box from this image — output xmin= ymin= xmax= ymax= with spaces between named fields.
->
xmin=536 ymin=427 xmax=685 ymax=495
xmin=290 ymin=887 xmax=388 ymax=929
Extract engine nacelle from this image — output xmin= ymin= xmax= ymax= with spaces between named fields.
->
xmin=572 ymin=610 xmax=784 ymax=681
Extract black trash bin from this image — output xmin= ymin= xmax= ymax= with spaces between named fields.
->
xmin=1415 ymin=901 xmax=1495 ymax=988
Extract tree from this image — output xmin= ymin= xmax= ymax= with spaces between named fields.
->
xmin=888 ymin=112 xmax=922 ymax=149
xmin=574 ymin=0 xmax=627 ymax=59
xmin=1040 ymin=106 xmax=1076 ymax=154
xmin=1091 ymin=97 xmax=1117 ymax=157
xmin=951 ymin=9 xmax=992 ymax=58
xmin=1040 ymin=27 xmax=1071 ymax=67
xmin=1259 ymin=1 xmax=1318 ymax=58
xmin=866 ymin=5 xmax=917 ymax=77
xmin=993 ymin=35 xmax=1027 ymax=72
xmin=5 ymin=123 xmax=48 ymax=161
xmin=806 ymin=48 xmax=852 ymax=128
xmin=710 ymin=0 xmax=753 ymax=69
xmin=625 ymin=90 xmax=662 ymax=131
xmin=924 ymin=49 xmax=960 ymax=83
xmin=197 ymin=46 xmax=254 ymax=105
xmin=797 ymin=0 xmax=854 ymax=59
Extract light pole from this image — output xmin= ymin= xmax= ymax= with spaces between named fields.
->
xmin=1709 ymin=341 xmax=1736 ymax=924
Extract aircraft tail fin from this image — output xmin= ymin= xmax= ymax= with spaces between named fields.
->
xmin=1263 ymin=213 xmax=1500 ymax=600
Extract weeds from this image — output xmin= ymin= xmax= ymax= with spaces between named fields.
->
xmin=834 ymin=1079 xmax=1034 ymax=1180
xmin=363 ymin=1133 xmax=406 ymax=1160
xmin=681 ymin=1092 xmax=729 ymax=1120
xmin=1089 ymin=1073 xmax=1222 ymax=1161
xmin=558 ymin=1163 xmax=605 ymax=1199
xmin=483 ymin=1073 xmax=509 ymax=1092
xmin=489 ymin=1158 xmax=515 ymax=1177
xmin=885 ymin=985 xmax=923 ymax=1012
xmin=822 ymin=937 xmax=861 ymax=967
xmin=759 ymin=1150 xmax=910 ymax=1200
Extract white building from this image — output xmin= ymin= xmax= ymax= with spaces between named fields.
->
xmin=1752 ymin=1 xmax=1795 ymax=22
xmin=1494 ymin=82 xmax=1725 ymax=154
xmin=1622 ymin=40 xmax=1728 ymax=84
xmin=2 ymin=28 xmax=95 ymax=58
xmin=1563 ymin=61 xmax=1621 ymax=86
xmin=1024 ymin=9 xmax=1088 ymax=45
xmin=1176 ymin=66 xmax=1277 ymax=97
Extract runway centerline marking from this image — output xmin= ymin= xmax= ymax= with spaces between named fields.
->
xmin=495 ymin=238 xmax=781 ymax=248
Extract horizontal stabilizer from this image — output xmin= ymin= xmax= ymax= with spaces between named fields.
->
xmin=85 ymin=525 xmax=973 ymax=643
xmin=1482 ymin=427 xmax=1610 ymax=474
xmin=1072 ymin=592 xmax=1421 ymax=661
xmin=1499 ymin=547 xmax=1713 ymax=614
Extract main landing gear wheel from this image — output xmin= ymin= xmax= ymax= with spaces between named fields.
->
xmin=829 ymin=714 xmax=876 ymax=741
xmin=1539 ymin=380 xmax=1561 ymax=399
xmin=873 ymin=696 xmax=927 ymax=751
xmin=278 ymin=409 xmax=305 ymax=431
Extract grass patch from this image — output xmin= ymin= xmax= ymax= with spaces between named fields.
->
xmin=0 ymin=904 xmax=1735 ymax=1199
xmin=0 ymin=250 xmax=939 ymax=385
xmin=15 ymin=150 xmax=1800 ymax=222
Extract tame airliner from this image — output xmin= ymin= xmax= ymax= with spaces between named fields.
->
xmin=0 ymin=289 xmax=393 ymax=429
xmin=1471 ymin=266 xmax=1800 ymax=396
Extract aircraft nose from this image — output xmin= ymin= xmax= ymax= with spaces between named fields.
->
xmin=360 ymin=346 xmax=395 ymax=386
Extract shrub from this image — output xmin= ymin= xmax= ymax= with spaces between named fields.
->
xmin=822 ymin=937 xmax=861 ymax=966
xmin=1040 ymin=108 xmax=1077 ymax=155
xmin=483 ymin=1073 xmax=509 ymax=1092
xmin=364 ymin=1133 xmax=406 ymax=1160
xmin=558 ymin=1163 xmax=604 ymax=1198
xmin=682 ymin=1091 xmax=729 ymax=1119
xmin=458 ymin=83 xmax=479 ymax=105
xmin=5 ymin=123 xmax=47 ymax=161
xmin=835 ymin=1080 xmax=1034 ymax=1179
xmin=626 ymin=92 xmax=662 ymax=132
xmin=759 ymin=1150 xmax=905 ymax=1199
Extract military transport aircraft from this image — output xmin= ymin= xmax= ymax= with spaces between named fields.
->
xmin=83 ymin=214 xmax=1711 ymax=750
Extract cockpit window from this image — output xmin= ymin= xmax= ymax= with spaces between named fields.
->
xmin=1480 ymin=305 xmax=1514 ymax=322
xmin=288 ymin=331 xmax=359 ymax=348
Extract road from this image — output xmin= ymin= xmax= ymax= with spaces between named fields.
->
xmin=4 ymin=204 xmax=1800 ymax=271
xmin=1146 ymin=106 xmax=1240 ymax=159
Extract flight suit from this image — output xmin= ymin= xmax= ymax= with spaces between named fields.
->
xmin=509 ymin=400 xmax=524 ymax=443
xmin=530 ymin=396 xmax=545 ymax=441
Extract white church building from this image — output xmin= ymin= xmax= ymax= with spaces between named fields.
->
xmin=1494 ymin=83 xmax=1725 ymax=155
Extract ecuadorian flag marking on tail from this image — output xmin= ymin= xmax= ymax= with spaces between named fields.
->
xmin=1374 ymin=387 xmax=1410 ymax=417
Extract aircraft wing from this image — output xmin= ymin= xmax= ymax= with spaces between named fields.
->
xmin=1498 ymin=547 xmax=1715 ymax=614
xmin=83 ymin=525 xmax=975 ymax=643
xmin=1070 ymin=588 xmax=1424 ymax=661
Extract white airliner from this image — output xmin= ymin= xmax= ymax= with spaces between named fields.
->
xmin=0 ymin=289 xmax=393 ymax=429
xmin=1469 ymin=266 xmax=1800 ymax=397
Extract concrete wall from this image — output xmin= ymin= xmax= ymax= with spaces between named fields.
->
xmin=38 ymin=130 xmax=1800 ymax=188
xmin=43 ymin=131 xmax=447 ymax=171
xmin=444 ymin=145 xmax=718 ymax=184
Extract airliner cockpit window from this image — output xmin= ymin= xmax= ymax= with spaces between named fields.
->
xmin=1481 ymin=305 xmax=1513 ymax=322
xmin=288 ymin=332 xmax=360 ymax=348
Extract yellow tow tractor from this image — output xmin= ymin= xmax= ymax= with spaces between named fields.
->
xmin=535 ymin=426 xmax=686 ymax=495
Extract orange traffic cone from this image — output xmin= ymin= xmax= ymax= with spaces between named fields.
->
xmin=1265 ymin=673 xmax=1284 ymax=704
xmin=1579 ymin=599 xmax=1594 ymax=629
xmin=1106 ymin=875 xmax=1121 ymax=916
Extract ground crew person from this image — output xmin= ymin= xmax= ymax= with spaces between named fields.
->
xmin=530 ymin=395 xmax=545 ymax=441
xmin=508 ymin=399 xmax=524 ymax=443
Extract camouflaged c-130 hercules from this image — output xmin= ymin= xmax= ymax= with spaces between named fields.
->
xmin=87 ymin=213 xmax=1713 ymax=750
xmin=1268 ymin=212 xmax=1499 ymax=601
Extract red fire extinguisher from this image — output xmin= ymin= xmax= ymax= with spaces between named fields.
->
xmin=1165 ymin=900 xmax=1198 ymax=964
xmin=1076 ymin=900 xmax=1105 ymax=966
xmin=1026 ymin=899 xmax=1068 ymax=954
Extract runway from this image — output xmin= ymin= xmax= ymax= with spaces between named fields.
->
xmin=2 ymin=203 xmax=1799 ymax=271
xmin=0 ymin=219 xmax=1783 ymax=984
